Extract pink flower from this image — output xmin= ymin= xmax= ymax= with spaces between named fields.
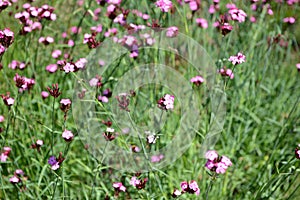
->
xmin=218 ymin=68 xmax=234 ymax=79
xmin=283 ymin=17 xmax=296 ymax=24
xmin=228 ymin=8 xmax=247 ymax=23
xmin=205 ymin=150 xmax=218 ymax=161
xmin=189 ymin=180 xmax=200 ymax=195
xmin=189 ymin=1 xmax=198 ymax=11
xmin=228 ymin=52 xmax=246 ymax=65
xmin=15 ymin=169 xmax=24 ymax=175
xmin=296 ymin=63 xmax=300 ymax=72
xmin=62 ymin=129 xmax=74 ymax=142
xmin=220 ymin=156 xmax=232 ymax=167
xmin=60 ymin=99 xmax=71 ymax=106
xmin=113 ymin=182 xmax=126 ymax=192
xmin=158 ymin=94 xmax=175 ymax=110
xmin=46 ymin=64 xmax=58 ymax=73
xmin=155 ymin=0 xmax=173 ymax=12
xmin=166 ymin=26 xmax=178 ymax=38
xmin=196 ymin=18 xmax=208 ymax=29
xmin=0 ymin=153 xmax=8 ymax=162
xmin=295 ymin=145 xmax=300 ymax=159
xmin=1 ymin=94 xmax=14 ymax=106
xmin=180 ymin=181 xmax=188 ymax=191
xmin=172 ymin=189 xmax=182 ymax=197
xmin=190 ymin=75 xmax=204 ymax=86
xmin=63 ymin=62 xmax=75 ymax=73
xmin=130 ymin=176 xmax=140 ymax=187
xmin=38 ymin=36 xmax=54 ymax=45
xmin=205 ymin=160 xmax=215 ymax=170
xmin=9 ymin=176 xmax=20 ymax=184
xmin=36 ymin=139 xmax=43 ymax=146
xmin=41 ymin=91 xmax=49 ymax=99
xmin=216 ymin=162 xmax=228 ymax=174
xmin=0 ymin=115 xmax=4 ymax=122
xmin=52 ymin=50 xmax=61 ymax=58
xmin=151 ymin=154 xmax=164 ymax=163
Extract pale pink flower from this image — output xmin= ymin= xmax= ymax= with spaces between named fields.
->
xmin=189 ymin=180 xmax=200 ymax=195
xmin=0 ymin=115 xmax=4 ymax=122
xmin=36 ymin=139 xmax=43 ymax=146
xmin=221 ymin=156 xmax=232 ymax=167
xmin=46 ymin=64 xmax=58 ymax=73
xmin=63 ymin=63 xmax=75 ymax=73
xmin=113 ymin=182 xmax=126 ymax=192
xmin=155 ymin=0 xmax=173 ymax=12
xmin=0 ymin=153 xmax=8 ymax=162
xmin=205 ymin=150 xmax=218 ymax=161
xmin=229 ymin=8 xmax=247 ymax=23
xmin=51 ymin=163 xmax=60 ymax=170
xmin=166 ymin=26 xmax=178 ymax=38
xmin=41 ymin=91 xmax=49 ymax=99
xmin=216 ymin=162 xmax=228 ymax=174
xmin=196 ymin=18 xmax=208 ymax=29
xmin=190 ymin=75 xmax=204 ymax=86
xmin=296 ymin=63 xmax=300 ymax=71
xmin=228 ymin=52 xmax=246 ymax=65
xmin=62 ymin=129 xmax=74 ymax=142
xmin=283 ymin=17 xmax=296 ymax=24
xmin=9 ymin=176 xmax=20 ymax=184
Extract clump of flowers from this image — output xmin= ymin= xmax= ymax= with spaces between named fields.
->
xmin=48 ymin=152 xmax=64 ymax=170
xmin=218 ymin=67 xmax=234 ymax=79
xmin=155 ymin=0 xmax=173 ymax=12
xmin=205 ymin=150 xmax=232 ymax=174
xmin=62 ymin=129 xmax=74 ymax=142
xmin=295 ymin=144 xmax=300 ymax=159
xmin=0 ymin=146 xmax=11 ymax=162
xmin=157 ymin=94 xmax=174 ymax=111
xmin=172 ymin=180 xmax=200 ymax=198
xmin=129 ymin=176 xmax=148 ymax=189
xmin=13 ymin=73 xmax=35 ymax=92
xmin=9 ymin=60 xmax=27 ymax=70
xmin=228 ymin=52 xmax=246 ymax=65
xmin=190 ymin=75 xmax=204 ymax=86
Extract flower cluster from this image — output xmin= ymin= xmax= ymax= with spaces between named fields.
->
xmin=129 ymin=176 xmax=148 ymax=189
xmin=218 ymin=67 xmax=234 ymax=79
xmin=0 ymin=28 xmax=14 ymax=56
xmin=205 ymin=150 xmax=232 ymax=174
xmin=13 ymin=73 xmax=35 ymax=92
xmin=0 ymin=146 xmax=11 ymax=162
xmin=157 ymin=94 xmax=174 ymax=111
xmin=172 ymin=180 xmax=200 ymax=198
xmin=113 ymin=182 xmax=126 ymax=192
xmin=228 ymin=8 xmax=247 ymax=23
xmin=228 ymin=52 xmax=246 ymax=65
xmin=48 ymin=152 xmax=64 ymax=170
xmin=9 ymin=60 xmax=27 ymax=70
xmin=15 ymin=4 xmax=56 ymax=35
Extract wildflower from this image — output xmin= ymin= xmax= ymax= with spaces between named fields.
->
xmin=157 ymin=94 xmax=174 ymax=110
xmin=0 ymin=115 xmax=4 ymax=122
xmin=46 ymin=64 xmax=58 ymax=73
xmin=283 ymin=17 xmax=296 ymax=24
xmin=228 ymin=52 xmax=246 ymax=65
xmin=13 ymin=74 xmax=35 ymax=92
xmin=155 ymin=0 xmax=173 ymax=12
xmin=52 ymin=50 xmax=62 ymax=58
xmin=41 ymin=91 xmax=49 ymax=99
xmin=130 ymin=176 xmax=148 ymax=189
xmin=89 ymin=75 xmax=102 ymax=87
xmin=295 ymin=144 xmax=300 ymax=159
xmin=1 ymin=93 xmax=14 ymax=106
xmin=196 ymin=18 xmax=208 ymax=29
xmin=8 ymin=60 xmax=26 ymax=70
xmin=38 ymin=36 xmax=54 ymax=45
xmin=151 ymin=154 xmax=164 ymax=163
xmin=75 ymin=58 xmax=87 ymax=69
xmin=166 ymin=26 xmax=178 ymax=38
xmin=131 ymin=145 xmax=140 ymax=153
xmin=48 ymin=153 xmax=64 ymax=170
xmin=103 ymin=127 xmax=116 ymax=141
xmin=204 ymin=150 xmax=232 ymax=174
xmin=63 ymin=62 xmax=75 ymax=73
xmin=113 ymin=182 xmax=126 ymax=192
xmin=62 ymin=129 xmax=74 ymax=142
xmin=31 ymin=139 xmax=43 ymax=152
xmin=146 ymin=133 xmax=159 ymax=144
xmin=0 ymin=44 xmax=5 ymax=56
xmin=190 ymin=75 xmax=204 ymax=86
xmin=0 ymin=147 xmax=11 ymax=162
xmin=47 ymin=83 xmax=61 ymax=98
xmin=83 ymin=32 xmax=100 ymax=48
xmin=228 ymin=8 xmax=247 ymax=23
xmin=9 ymin=176 xmax=20 ymax=184
xmin=189 ymin=1 xmax=199 ymax=11
xmin=218 ymin=67 xmax=234 ymax=79
xmin=0 ymin=28 xmax=14 ymax=48
xmin=98 ymin=95 xmax=109 ymax=103
xmin=172 ymin=189 xmax=182 ymax=198
xmin=0 ymin=0 xmax=11 ymax=13
xmin=296 ymin=63 xmax=300 ymax=72
xmin=178 ymin=180 xmax=200 ymax=196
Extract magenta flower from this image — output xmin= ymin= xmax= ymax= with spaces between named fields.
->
xmin=60 ymin=98 xmax=72 ymax=112
xmin=62 ymin=129 xmax=74 ymax=142
xmin=190 ymin=75 xmax=204 ymax=86
xmin=129 ymin=176 xmax=148 ymax=189
xmin=196 ymin=18 xmax=208 ymax=29
xmin=0 ymin=44 xmax=5 ymax=55
xmin=9 ymin=176 xmax=20 ymax=184
xmin=228 ymin=52 xmax=246 ymax=65
xmin=48 ymin=153 xmax=64 ymax=170
xmin=38 ymin=36 xmax=54 ymax=45
xmin=41 ymin=91 xmax=49 ymax=99
xmin=296 ymin=63 xmax=300 ymax=72
xmin=103 ymin=127 xmax=116 ymax=141
xmin=189 ymin=1 xmax=198 ymax=11
xmin=172 ymin=189 xmax=182 ymax=198
xmin=63 ymin=62 xmax=75 ymax=73
xmin=113 ymin=182 xmax=126 ymax=192
xmin=283 ymin=17 xmax=296 ymax=24
xmin=205 ymin=150 xmax=232 ymax=174
xmin=218 ymin=67 xmax=234 ymax=79
xmin=52 ymin=49 xmax=62 ymax=58
xmin=155 ymin=0 xmax=173 ymax=12
xmin=179 ymin=180 xmax=200 ymax=196
xmin=228 ymin=8 xmax=247 ymax=23
xmin=151 ymin=154 xmax=164 ymax=163
xmin=166 ymin=26 xmax=179 ymax=38
xmin=295 ymin=144 xmax=300 ymax=159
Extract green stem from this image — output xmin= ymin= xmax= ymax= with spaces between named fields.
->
xmin=51 ymin=97 xmax=56 ymax=155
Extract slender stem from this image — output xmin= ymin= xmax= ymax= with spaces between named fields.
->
xmin=1 ymin=108 xmax=11 ymax=148
xmin=205 ymin=179 xmax=214 ymax=200
xmin=51 ymin=97 xmax=56 ymax=155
